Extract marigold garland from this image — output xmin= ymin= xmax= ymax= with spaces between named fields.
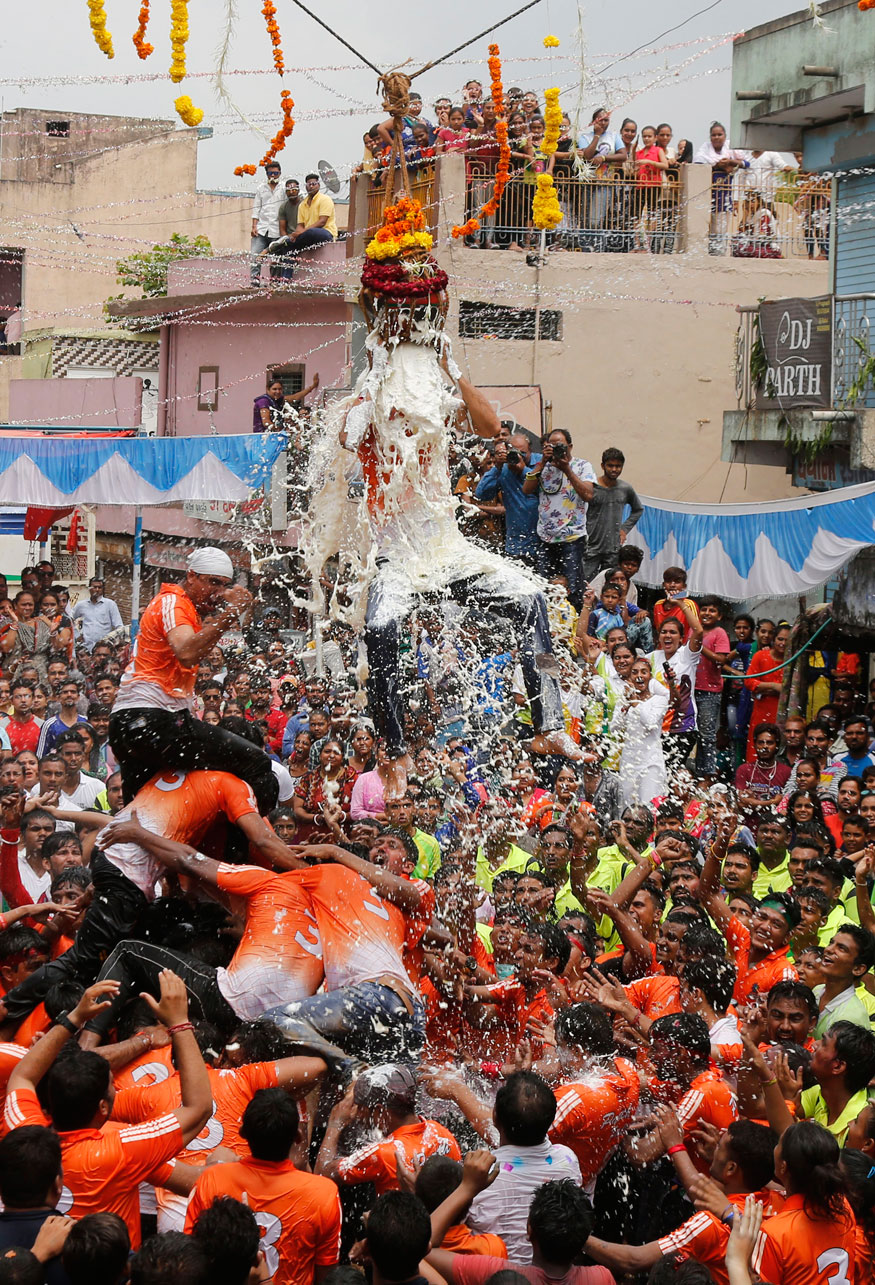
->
xmin=543 ymin=34 xmax=560 ymax=47
xmin=169 ymin=0 xmax=191 ymax=82
xmin=366 ymin=196 xmax=434 ymax=261
xmin=452 ymin=43 xmax=512 ymax=238
xmin=261 ymin=0 xmax=285 ymax=74
xmin=859 ymin=0 xmax=875 ymax=9
xmin=87 ymin=0 xmax=114 ymax=58
xmin=541 ymin=87 xmax=562 ymax=157
xmin=532 ymin=173 xmax=563 ymax=230
xmin=175 ymin=95 xmax=204 ymax=127
xmin=132 ymin=1 xmax=153 ymax=58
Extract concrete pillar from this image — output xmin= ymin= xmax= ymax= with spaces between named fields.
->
xmin=682 ymin=163 xmax=713 ymax=256
xmin=348 ymin=172 xmax=370 ymax=261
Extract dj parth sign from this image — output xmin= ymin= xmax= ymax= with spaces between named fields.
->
xmin=756 ymin=295 xmax=832 ymax=409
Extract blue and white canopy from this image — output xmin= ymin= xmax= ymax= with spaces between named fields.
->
xmin=0 ymin=433 xmax=287 ymax=506
xmin=636 ymin=481 xmax=875 ymax=599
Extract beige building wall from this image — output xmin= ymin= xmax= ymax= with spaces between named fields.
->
xmin=351 ymin=155 xmax=830 ymax=504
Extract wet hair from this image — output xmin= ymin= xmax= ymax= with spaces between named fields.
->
xmin=680 ymin=925 xmax=726 ymax=963
xmin=554 ymin=1002 xmax=615 ymax=1056
xmin=840 ymin=1148 xmax=875 ymax=1243
xmin=0 ymin=1126 xmax=61 ymax=1207
xmin=63 ymin=1212 xmax=131 ymax=1285
xmin=494 ymin=1071 xmax=556 ymax=1145
xmin=50 ymin=865 xmax=92 ymax=897
xmin=130 ymin=1231 xmax=208 ymax=1285
xmin=42 ymin=832 xmax=82 ymax=863
xmin=414 ymin=1154 xmax=464 ymax=1212
xmin=759 ymin=889 xmax=802 ymax=931
xmin=21 ymin=808 xmax=55 ymax=835
xmin=240 ymin=1088 xmax=299 ymax=1161
xmin=0 ymin=1248 xmax=43 ymax=1285
xmin=528 ymin=1179 xmax=593 ymax=1261
xmin=682 ymin=956 xmax=736 ymax=1012
xmin=190 ymin=1196 xmax=261 ymax=1285
xmin=0 ymin=925 xmax=46 ymax=966
xmin=45 ymin=1050 xmax=111 ymax=1131
xmin=649 ymin=1013 xmax=711 ymax=1069
xmin=805 ymin=856 xmax=845 ymax=891
xmin=794 ymin=884 xmax=831 ymax=918
xmin=724 ymin=1119 xmax=777 ymax=1190
xmin=830 ymin=923 xmax=875 ymax=971
xmin=365 ymin=1192 xmax=431 ymax=1280
xmin=826 ymin=1020 xmax=875 ymax=1092
xmin=779 ymin=1121 xmax=846 ymax=1220
xmin=727 ymin=890 xmax=758 ymax=914
xmin=766 ymin=980 xmax=818 ymax=1020
xmin=521 ymin=920 xmax=572 ymax=973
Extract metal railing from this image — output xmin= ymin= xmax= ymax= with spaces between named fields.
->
xmin=734 ymin=294 xmax=875 ymax=411
xmin=711 ymin=174 xmax=829 ymax=260
xmin=365 ymin=166 xmax=438 ymax=239
xmin=461 ymin=164 xmax=683 ymax=252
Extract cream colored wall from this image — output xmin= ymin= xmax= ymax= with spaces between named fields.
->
xmin=0 ymin=129 xmax=251 ymax=332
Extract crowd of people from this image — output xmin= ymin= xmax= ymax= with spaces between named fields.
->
xmin=351 ymin=88 xmax=830 ymax=258
xmin=0 ymin=412 xmax=872 ymax=1285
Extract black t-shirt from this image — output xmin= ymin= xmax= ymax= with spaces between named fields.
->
xmin=0 ymin=1208 xmax=72 ymax=1285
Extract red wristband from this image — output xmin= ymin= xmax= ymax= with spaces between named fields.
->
xmin=667 ymin=1144 xmax=687 ymax=1156
xmin=167 ymin=1022 xmax=195 ymax=1035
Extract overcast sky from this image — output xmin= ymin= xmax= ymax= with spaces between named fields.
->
xmin=1 ymin=0 xmax=805 ymax=195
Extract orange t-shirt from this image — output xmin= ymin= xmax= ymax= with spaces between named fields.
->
xmin=657 ymin=1190 xmax=785 ymax=1285
xmin=676 ymin=1069 xmax=739 ymax=1170
xmin=214 ymin=863 xmax=325 ymax=1018
xmin=185 ymin=1156 xmax=342 ymax=1285
xmin=482 ymin=980 xmax=558 ymax=1060
xmin=4 ymin=1085 xmax=183 ymax=1247
xmin=337 ymin=1117 xmax=461 ymax=1195
xmin=113 ymin=1042 xmax=176 ymax=1091
xmin=728 ymin=914 xmax=798 ymax=1004
xmin=13 ymin=1005 xmax=51 ymax=1049
xmin=625 ymin=974 xmax=681 ymax=1020
xmin=0 ymin=1044 xmax=26 ymax=1137
xmin=442 ymin=1224 xmax=507 ymax=1258
xmin=549 ymin=1058 xmax=640 ymax=1184
xmin=113 ymin=1061 xmax=280 ymax=1163
xmin=117 ymin=583 xmax=201 ymax=707
xmin=752 ymin=1194 xmax=857 ymax=1285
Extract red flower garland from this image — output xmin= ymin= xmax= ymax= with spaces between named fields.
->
xmin=132 ymin=0 xmax=153 ymax=58
xmin=361 ymin=259 xmax=449 ymax=300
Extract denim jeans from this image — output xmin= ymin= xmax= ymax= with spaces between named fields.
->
xmin=250 ymin=234 xmax=272 ymax=282
xmin=543 ymin=536 xmax=588 ymax=609
xmin=695 ymin=690 xmax=722 ymax=777
xmin=261 ymin=981 xmax=426 ymax=1066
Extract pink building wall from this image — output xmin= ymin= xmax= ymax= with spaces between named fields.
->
xmin=9 ymin=376 xmax=143 ymax=427
xmin=163 ymin=294 xmax=349 ymax=437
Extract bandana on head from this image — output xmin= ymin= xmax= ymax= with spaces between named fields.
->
xmin=187 ymin=547 xmax=233 ymax=579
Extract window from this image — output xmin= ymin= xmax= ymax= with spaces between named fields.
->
xmin=458 ymin=300 xmax=562 ymax=341
xmin=46 ymin=121 xmax=70 ymax=138
xmin=268 ymin=366 xmax=304 ymax=397
xmin=197 ymin=366 xmax=220 ymax=411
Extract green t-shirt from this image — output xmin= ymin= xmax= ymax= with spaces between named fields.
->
xmin=813 ymin=984 xmax=873 ymax=1039
xmin=412 ymin=829 xmax=441 ymax=879
xmin=799 ymin=1085 xmax=870 ymax=1145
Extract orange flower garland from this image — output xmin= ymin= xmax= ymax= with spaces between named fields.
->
xmin=132 ymin=1 xmax=153 ymax=58
xmin=235 ymin=2 xmax=294 ymax=176
xmin=452 ymin=43 xmax=512 ymax=238
xmin=860 ymin=1 xmax=875 ymax=10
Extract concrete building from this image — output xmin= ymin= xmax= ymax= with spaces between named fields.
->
xmin=725 ymin=0 xmax=875 ymax=489
xmin=348 ymin=153 xmax=827 ymax=504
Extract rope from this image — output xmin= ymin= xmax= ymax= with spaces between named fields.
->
xmin=408 ymin=0 xmax=545 ymax=78
xmin=742 ymin=614 xmax=833 ymax=678
xmin=284 ymin=0 xmax=383 ymax=75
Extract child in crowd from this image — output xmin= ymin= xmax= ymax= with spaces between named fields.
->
xmin=437 ymin=107 xmax=470 ymax=155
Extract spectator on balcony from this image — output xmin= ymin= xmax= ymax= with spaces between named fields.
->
xmin=433 ymin=97 xmax=452 ymax=128
xmin=277 ymin=179 xmax=301 ymax=237
xmin=740 ymin=149 xmax=794 ymax=195
xmin=475 ymin=434 xmax=543 ymax=567
xmin=577 ymin=108 xmax=628 ymax=251
xmin=634 ymin=126 xmax=670 ymax=252
xmin=377 ymin=93 xmax=433 ymax=149
xmin=523 ymin=429 xmax=596 ymax=609
xmin=463 ymin=80 xmax=485 ymax=127
xmin=406 ymin=124 xmax=436 ymax=178
xmin=576 ymin=108 xmax=627 ymax=169
xmin=437 ymin=107 xmax=470 ymax=155
xmin=283 ymin=174 xmax=337 ymax=253
xmin=655 ymin=125 xmax=684 ymax=254
xmin=250 ymin=161 xmax=284 ymax=282
xmin=466 ymin=104 xmax=499 ymax=246
xmin=522 ymin=117 xmax=549 ymax=248
xmin=494 ymin=112 xmax=531 ymax=252
xmin=656 ymin=124 xmax=676 ymax=163
xmin=693 ymin=121 xmax=748 ymax=254
xmin=520 ymin=92 xmax=541 ymax=125
xmin=732 ymin=192 xmax=782 ymax=259
xmin=794 ymin=165 xmax=830 ymax=260
xmin=406 ymin=93 xmax=435 ymax=142
xmin=253 ymin=374 xmax=320 ymax=432
xmin=583 ymin=449 xmax=644 ymax=581
xmin=355 ymin=126 xmax=383 ymax=179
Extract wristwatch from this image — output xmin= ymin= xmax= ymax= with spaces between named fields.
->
xmin=54 ymin=1012 xmax=81 ymax=1035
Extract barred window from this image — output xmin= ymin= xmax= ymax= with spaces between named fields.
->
xmin=458 ymin=300 xmax=562 ymax=341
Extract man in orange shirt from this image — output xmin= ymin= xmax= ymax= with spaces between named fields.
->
xmin=185 ymin=1088 xmax=341 ymax=1285
xmin=108 ymin=546 xmax=278 ymax=814
xmin=548 ymin=1003 xmax=640 ymax=1188
xmin=316 ymin=1064 xmax=460 ymax=1196
xmin=464 ymin=922 xmax=570 ymax=1061
xmin=3 ymin=972 xmax=211 ymax=1247
xmin=414 ymin=1156 xmax=507 ymax=1258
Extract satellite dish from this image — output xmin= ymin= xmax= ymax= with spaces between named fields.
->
xmin=318 ymin=159 xmax=341 ymax=194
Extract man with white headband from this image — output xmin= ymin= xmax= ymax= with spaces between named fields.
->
xmin=109 ymin=547 xmax=279 ymax=815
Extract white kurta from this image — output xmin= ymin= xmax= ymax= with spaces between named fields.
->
xmin=618 ymin=679 xmax=670 ymax=807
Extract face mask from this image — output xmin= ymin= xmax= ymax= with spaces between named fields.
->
xmin=495 ymin=962 xmax=515 ymax=980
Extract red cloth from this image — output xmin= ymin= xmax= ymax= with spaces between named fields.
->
xmin=22 ymin=507 xmax=73 ymax=543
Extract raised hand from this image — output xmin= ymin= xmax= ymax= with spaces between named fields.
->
xmin=140 ymin=969 xmax=190 ymax=1029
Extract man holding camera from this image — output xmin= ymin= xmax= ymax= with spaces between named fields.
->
xmin=522 ymin=429 xmax=596 ymax=609
xmin=474 ymin=429 xmax=543 ymax=568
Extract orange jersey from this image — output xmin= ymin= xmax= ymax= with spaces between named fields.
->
xmin=117 ymin=583 xmax=201 ymax=706
xmin=113 ymin=1043 xmax=176 ymax=1092
xmin=337 ymin=1117 xmax=461 ymax=1195
xmin=13 ymin=1004 xmax=50 ymax=1049
xmin=658 ymin=1190 xmax=784 ymax=1285
xmin=625 ymin=974 xmax=681 ymax=1020
xmin=0 ymin=1044 xmax=26 ymax=1137
xmin=752 ymin=1194 xmax=857 ymax=1285
xmin=482 ymin=980 xmax=558 ymax=1060
xmin=214 ymin=864 xmax=324 ymax=1019
xmin=113 ymin=1061 xmax=281 ymax=1163
xmin=676 ymin=1069 xmax=739 ymax=1170
xmin=728 ymin=915 xmax=798 ymax=1004
xmin=550 ymin=1058 xmax=640 ymax=1184
xmin=4 ymin=1086 xmax=183 ymax=1247
xmin=442 ymin=1225 xmax=507 ymax=1258
xmin=854 ymin=1223 xmax=874 ymax=1285
xmin=291 ymin=864 xmax=416 ymax=994
xmin=103 ymin=770 xmax=260 ymax=897
xmin=185 ymin=1156 xmax=342 ymax=1285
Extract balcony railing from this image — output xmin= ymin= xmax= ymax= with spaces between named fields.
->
xmin=365 ymin=167 xmax=438 ymax=240
xmin=461 ymin=164 xmax=683 ymax=253
xmin=734 ymin=293 xmax=875 ymax=411
xmin=712 ymin=174 xmax=828 ymax=261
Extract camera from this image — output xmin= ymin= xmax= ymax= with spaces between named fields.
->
xmin=506 ymin=448 xmax=521 ymax=465
xmin=552 ymin=442 xmax=568 ymax=461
